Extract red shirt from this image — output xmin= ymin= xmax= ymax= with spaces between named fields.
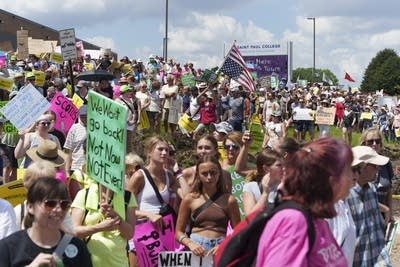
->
xmin=199 ymin=101 xmax=216 ymax=124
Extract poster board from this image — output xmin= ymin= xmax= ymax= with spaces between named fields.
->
xmin=293 ymin=108 xmax=313 ymax=121
xmin=158 ymin=252 xmax=213 ymax=267
xmin=315 ymin=107 xmax=336 ymax=125
xmin=49 ymin=92 xmax=79 ymax=134
xmin=17 ymin=29 xmax=29 ymax=60
xmin=0 ymin=180 xmax=27 ymax=207
xmin=86 ymin=91 xmax=127 ymax=194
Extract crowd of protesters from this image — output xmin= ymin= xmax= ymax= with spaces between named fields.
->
xmin=0 ymin=50 xmax=397 ymax=266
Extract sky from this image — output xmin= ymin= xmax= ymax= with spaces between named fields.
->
xmin=3 ymin=0 xmax=400 ymax=87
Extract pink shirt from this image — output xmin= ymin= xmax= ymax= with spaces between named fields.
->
xmin=256 ymin=209 xmax=347 ymax=267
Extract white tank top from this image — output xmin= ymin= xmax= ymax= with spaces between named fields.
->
xmin=136 ymin=169 xmax=171 ymax=213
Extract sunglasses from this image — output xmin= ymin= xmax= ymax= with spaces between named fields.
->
xmin=224 ymin=144 xmax=240 ymax=150
xmin=364 ymin=139 xmax=382 ymax=146
xmin=38 ymin=121 xmax=51 ymax=127
xmin=43 ymin=199 xmax=71 ymax=211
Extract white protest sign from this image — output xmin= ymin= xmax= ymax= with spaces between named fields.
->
xmin=0 ymin=84 xmax=50 ymax=130
xmin=158 ymin=251 xmax=213 ymax=267
xmin=293 ymin=108 xmax=313 ymax=121
xmin=59 ymin=28 xmax=77 ymax=61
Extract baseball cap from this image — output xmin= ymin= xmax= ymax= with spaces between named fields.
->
xmin=351 ymin=146 xmax=389 ymax=167
xmin=214 ymin=121 xmax=233 ymax=135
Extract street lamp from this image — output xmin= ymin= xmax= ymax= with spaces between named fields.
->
xmin=163 ymin=0 xmax=169 ymax=61
xmin=307 ymin=17 xmax=315 ymax=83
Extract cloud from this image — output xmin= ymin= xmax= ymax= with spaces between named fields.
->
xmin=85 ymin=36 xmax=116 ymax=50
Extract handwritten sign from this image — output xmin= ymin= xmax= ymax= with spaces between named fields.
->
xmin=33 ymin=70 xmax=45 ymax=87
xmin=0 ymin=84 xmax=50 ymax=130
xmin=17 ymin=30 xmax=29 ymax=60
xmin=87 ymin=91 xmax=127 ymax=194
xmin=134 ymin=214 xmax=177 ymax=267
xmin=0 ymin=76 xmax=13 ymax=91
xmin=181 ymin=73 xmax=196 ymax=87
xmin=0 ymin=180 xmax=27 ymax=207
xmin=50 ymin=52 xmax=64 ymax=64
xmin=59 ymin=28 xmax=77 ymax=61
xmin=230 ymin=170 xmax=246 ymax=219
xmin=0 ymin=100 xmax=18 ymax=134
xmin=360 ymin=112 xmax=373 ymax=120
xmin=49 ymin=92 xmax=79 ymax=134
xmin=293 ymin=108 xmax=313 ymax=121
xmin=315 ymin=107 xmax=336 ymax=125
xmin=158 ymin=252 xmax=213 ymax=267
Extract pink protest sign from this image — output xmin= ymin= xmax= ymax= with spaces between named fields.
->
xmin=133 ymin=214 xmax=177 ymax=267
xmin=49 ymin=92 xmax=79 ymax=134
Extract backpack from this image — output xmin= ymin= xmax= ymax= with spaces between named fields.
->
xmin=214 ymin=200 xmax=315 ymax=267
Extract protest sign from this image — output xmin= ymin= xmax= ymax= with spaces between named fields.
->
xmin=17 ymin=30 xmax=29 ymax=60
xmin=293 ymin=108 xmax=313 ymax=121
xmin=59 ymin=28 xmax=77 ymax=61
xmin=315 ymin=107 xmax=336 ymax=125
xmin=377 ymin=96 xmax=398 ymax=110
xmin=75 ymin=41 xmax=85 ymax=58
xmin=49 ymin=92 xmax=79 ymax=134
xmin=86 ymin=91 xmax=127 ymax=194
xmin=50 ymin=52 xmax=64 ymax=64
xmin=158 ymin=252 xmax=213 ymax=267
xmin=258 ymin=76 xmax=271 ymax=88
xmin=0 ymin=51 xmax=6 ymax=68
xmin=33 ymin=70 xmax=45 ymax=87
xmin=71 ymin=94 xmax=84 ymax=109
xmin=0 ymin=76 xmax=13 ymax=91
xmin=134 ymin=214 xmax=177 ymax=267
xmin=231 ymin=171 xmax=246 ymax=218
xmin=360 ymin=112 xmax=373 ymax=120
xmin=0 ymin=101 xmax=18 ymax=134
xmin=178 ymin=114 xmax=198 ymax=133
xmin=0 ymin=84 xmax=50 ymax=130
xmin=181 ymin=73 xmax=196 ymax=87
xmin=0 ymin=180 xmax=27 ymax=207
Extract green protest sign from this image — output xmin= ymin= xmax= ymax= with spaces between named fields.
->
xmin=0 ymin=101 xmax=18 ymax=133
xmin=201 ymin=68 xmax=218 ymax=83
xmin=181 ymin=73 xmax=196 ymax=87
xmin=86 ymin=91 xmax=127 ymax=194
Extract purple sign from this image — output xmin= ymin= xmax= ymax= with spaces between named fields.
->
xmin=242 ymin=55 xmax=288 ymax=81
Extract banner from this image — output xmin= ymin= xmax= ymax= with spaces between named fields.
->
xmin=0 ymin=84 xmax=50 ymax=130
xmin=134 ymin=214 xmax=177 ymax=267
xmin=0 ymin=180 xmax=27 ymax=206
xmin=158 ymin=252 xmax=213 ymax=267
xmin=50 ymin=52 xmax=64 ymax=64
xmin=86 ymin=91 xmax=127 ymax=194
xmin=315 ymin=107 xmax=336 ymax=125
xmin=49 ymin=92 xmax=79 ymax=134
xmin=0 ymin=76 xmax=13 ymax=91
xmin=293 ymin=108 xmax=313 ymax=121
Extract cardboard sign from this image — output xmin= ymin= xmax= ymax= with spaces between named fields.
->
xmin=0 ymin=84 xmax=50 ymax=130
xmin=315 ymin=107 xmax=336 ymax=125
xmin=134 ymin=214 xmax=177 ymax=267
xmin=158 ymin=252 xmax=213 ymax=267
xmin=17 ymin=30 xmax=29 ymax=60
xmin=178 ymin=113 xmax=198 ymax=133
xmin=49 ymin=92 xmax=79 ymax=134
xmin=258 ymin=76 xmax=271 ymax=88
xmin=360 ymin=112 xmax=373 ymax=120
xmin=293 ymin=108 xmax=313 ymax=121
xmin=59 ymin=28 xmax=77 ymax=61
xmin=50 ymin=52 xmax=64 ymax=64
xmin=0 ymin=180 xmax=27 ymax=207
xmin=86 ymin=91 xmax=127 ymax=194
xmin=181 ymin=73 xmax=196 ymax=87
xmin=0 ymin=76 xmax=13 ymax=91
xmin=33 ymin=70 xmax=45 ymax=87
xmin=71 ymin=94 xmax=84 ymax=109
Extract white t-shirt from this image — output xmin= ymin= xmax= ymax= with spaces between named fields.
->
xmin=148 ymin=89 xmax=161 ymax=113
xmin=135 ymin=91 xmax=150 ymax=111
xmin=0 ymin=199 xmax=16 ymax=239
xmin=160 ymin=84 xmax=179 ymax=109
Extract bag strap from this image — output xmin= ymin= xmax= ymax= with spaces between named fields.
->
xmin=142 ymin=168 xmax=166 ymax=205
xmin=120 ymin=97 xmax=135 ymax=114
xmin=53 ymin=233 xmax=73 ymax=260
xmin=190 ymin=191 xmax=223 ymax=222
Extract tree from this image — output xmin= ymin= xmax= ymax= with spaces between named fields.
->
xmin=292 ymin=67 xmax=338 ymax=85
xmin=361 ymin=48 xmax=400 ymax=95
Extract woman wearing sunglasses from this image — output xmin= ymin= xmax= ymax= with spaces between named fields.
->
xmin=14 ymin=114 xmax=61 ymax=168
xmin=359 ymin=127 xmax=394 ymax=224
xmin=0 ymin=177 xmax=92 ymax=267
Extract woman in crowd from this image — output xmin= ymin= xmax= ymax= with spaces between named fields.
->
xmin=175 ymin=156 xmax=240 ymax=256
xmin=43 ymin=110 xmax=66 ymax=149
xmin=126 ymin=136 xmax=178 ymax=267
xmin=256 ymin=138 xmax=353 ymax=267
xmin=359 ymin=127 xmax=394 ymax=224
xmin=71 ymin=163 xmax=137 ymax=267
xmin=342 ymin=104 xmax=356 ymax=145
xmin=242 ymin=149 xmax=283 ymax=216
xmin=0 ymin=177 xmax=92 ymax=266
xmin=178 ymin=134 xmax=232 ymax=200
xmin=262 ymin=110 xmax=286 ymax=149
xmin=14 ymin=114 xmax=61 ymax=168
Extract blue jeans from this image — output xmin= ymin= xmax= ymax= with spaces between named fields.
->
xmin=190 ymin=233 xmax=224 ymax=251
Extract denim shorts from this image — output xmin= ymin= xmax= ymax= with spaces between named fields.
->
xmin=190 ymin=233 xmax=224 ymax=251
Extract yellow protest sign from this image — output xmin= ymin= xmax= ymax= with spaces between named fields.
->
xmin=0 ymin=180 xmax=27 ymax=206
xmin=72 ymin=93 xmax=84 ymax=109
xmin=360 ymin=112 xmax=373 ymax=120
xmin=395 ymin=128 xmax=400 ymax=138
xmin=33 ymin=70 xmax=45 ymax=87
xmin=0 ymin=76 xmax=13 ymax=91
xmin=315 ymin=107 xmax=336 ymax=125
xmin=83 ymin=62 xmax=94 ymax=71
xmin=122 ymin=64 xmax=132 ymax=75
xmin=178 ymin=113 xmax=198 ymax=133
xmin=50 ymin=52 xmax=64 ymax=64
xmin=17 ymin=168 xmax=26 ymax=180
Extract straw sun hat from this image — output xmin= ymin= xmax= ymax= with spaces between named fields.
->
xmin=26 ymin=140 xmax=67 ymax=167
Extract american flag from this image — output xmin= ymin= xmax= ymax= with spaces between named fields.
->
xmin=219 ymin=44 xmax=255 ymax=92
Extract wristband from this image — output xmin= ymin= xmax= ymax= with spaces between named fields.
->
xmin=178 ymin=235 xmax=187 ymax=243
